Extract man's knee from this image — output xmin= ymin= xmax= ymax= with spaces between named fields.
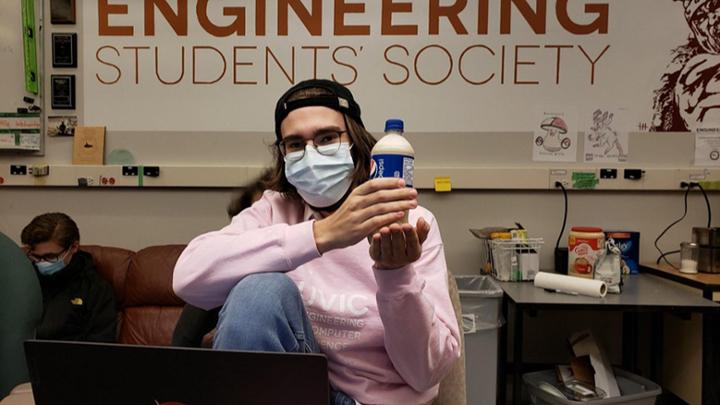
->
xmin=221 ymin=273 xmax=300 ymax=317
xmin=239 ymin=273 xmax=297 ymax=295
xmin=214 ymin=273 xmax=305 ymax=351
xmin=230 ymin=273 xmax=298 ymax=302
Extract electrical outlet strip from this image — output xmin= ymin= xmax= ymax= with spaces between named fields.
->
xmin=1 ymin=165 xmax=719 ymax=190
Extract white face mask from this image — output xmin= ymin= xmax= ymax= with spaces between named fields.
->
xmin=284 ymin=143 xmax=354 ymax=208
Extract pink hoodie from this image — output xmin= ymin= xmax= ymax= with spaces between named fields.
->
xmin=173 ymin=190 xmax=461 ymax=405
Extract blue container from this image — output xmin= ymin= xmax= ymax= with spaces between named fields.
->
xmin=605 ymin=231 xmax=640 ymax=274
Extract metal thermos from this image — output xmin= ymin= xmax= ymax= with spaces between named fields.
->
xmin=692 ymin=227 xmax=720 ymax=273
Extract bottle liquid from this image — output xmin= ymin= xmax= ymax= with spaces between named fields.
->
xmin=371 ymin=119 xmax=415 ymax=223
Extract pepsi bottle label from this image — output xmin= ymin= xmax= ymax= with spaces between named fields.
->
xmin=371 ymin=154 xmax=414 ymax=187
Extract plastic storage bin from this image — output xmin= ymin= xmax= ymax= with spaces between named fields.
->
xmin=523 ymin=368 xmax=662 ymax=405
xmin=491 ymin=238 xmax=544 ymax=281
xmin=455 ymin=275 xmax=504 ymax=405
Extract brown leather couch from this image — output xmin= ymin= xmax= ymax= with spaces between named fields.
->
xmin=82 ymin=245 xmax=187 ymax=345
xmin=79 ymin=244 xmax=467 ymax=404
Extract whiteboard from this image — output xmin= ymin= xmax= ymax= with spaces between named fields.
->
xmin=0 ymin=0 xmax=28 ymax=112
xmin=0 ymin=0 xmax=44 ymax=154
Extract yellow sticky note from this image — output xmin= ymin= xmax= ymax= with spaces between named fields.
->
xmin=434 ymin=176 xmax=452 ymax=192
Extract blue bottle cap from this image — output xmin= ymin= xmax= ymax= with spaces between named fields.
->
xmin=384 ymin=119 xmax=404 ymax=132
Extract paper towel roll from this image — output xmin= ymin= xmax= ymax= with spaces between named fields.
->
xmin=534 ymin=272 xmax=607 ymax=298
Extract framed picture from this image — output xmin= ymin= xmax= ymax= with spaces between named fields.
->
xmin=50 ymin=0 xmax=76 ymax=25
xmin=52 ymin=33 xmax=77 ymax=68
xmin=48 ymin=115 xmax=78 ymax=137
xmin=51 ymin=75 xmax=76 ymax=110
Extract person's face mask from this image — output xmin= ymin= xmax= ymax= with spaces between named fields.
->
xmin=34 ymin=250 xmax=70 ymax=276
xmin=285 ymin=143 xmax=354 ymax=208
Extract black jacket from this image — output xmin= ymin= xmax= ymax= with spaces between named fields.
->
xmin=36 ymin=250 xmax=117 ymax=342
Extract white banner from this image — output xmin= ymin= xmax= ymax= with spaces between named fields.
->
xmin=82 ymin=0 xmax=719 ymax=133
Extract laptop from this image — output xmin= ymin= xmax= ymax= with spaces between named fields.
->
xmin=25 ymin=340 xmax=330 ymax=405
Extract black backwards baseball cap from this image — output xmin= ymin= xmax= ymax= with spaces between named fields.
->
xmin=274 ymin=79 xmax=364 ymax=143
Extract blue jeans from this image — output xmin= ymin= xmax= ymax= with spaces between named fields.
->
xmin=213 ymin=273 xmax=356 ymax=405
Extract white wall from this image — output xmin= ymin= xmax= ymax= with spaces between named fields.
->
xmin=0 ymin=187 xmax=712 ymax=276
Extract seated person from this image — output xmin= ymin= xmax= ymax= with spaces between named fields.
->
xmin=172 ymin=169 xmax=271 ymax=347
xmin=21 ymin=213 xmax=117 ymax=342
xmin=173 ymin=79 xmax=460 ymax=404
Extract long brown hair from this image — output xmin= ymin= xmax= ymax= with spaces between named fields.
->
xmin=227 ymin=168 xmax=274 ymax=218
xmin=265 ymin=86 xmax=377 ymax=202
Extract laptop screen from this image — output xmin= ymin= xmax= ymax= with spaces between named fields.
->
xmin=25 ymin=340 xmax=329 ymax=405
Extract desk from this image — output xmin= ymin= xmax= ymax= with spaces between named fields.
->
xmin=497 ymin=273 xmax=720 ymax=405
xmin=640 ymin=263 xmax=720 ymax=405
xmin=641 ymin=263 xmax=720 ymax=300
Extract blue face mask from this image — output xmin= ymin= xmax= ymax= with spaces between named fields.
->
xmin=285 ymin=143 xmax=354 ymax=208
xmin=34 ymin=249 xmax=70 ymax=276
xmin=35 ymin=260 xmax=67 ymax=276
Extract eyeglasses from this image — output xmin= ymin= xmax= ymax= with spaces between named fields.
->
xmin=278 ymin=130 xmax=348 ymax=162
xmin=28 ymin=248 xmax=69 ymax=263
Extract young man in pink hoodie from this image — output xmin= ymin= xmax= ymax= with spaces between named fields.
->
xmin=173 ymin=80 xmax=461 ymax=405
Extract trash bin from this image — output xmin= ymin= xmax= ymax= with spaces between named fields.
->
xmin=455 ymin=275 xmax=504 ymax=405
xmin=523 ymin=368 xmax=662 ymax=405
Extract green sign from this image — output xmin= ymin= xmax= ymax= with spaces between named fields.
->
xmin=22 ymin=0 xmax=38 ymax=94
xmin=572 ymin=172 xmax=599 ymax=190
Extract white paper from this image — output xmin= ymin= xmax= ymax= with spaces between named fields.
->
xmin=0 ymin=114 xmax=41 ymax=150
xmin=18 ymin=133 xmax=41 ymax=150
xmin=570 ymin=330 xmax=621 ymax=398
xmin=0 ymin=114 xmax=41 ymax=131
xmin=534 ymin=272 xmax=607 ymax=298
xmin=533 ymin=108 xmax=578 ymax=162
xmin=583 ymin=108 xmax=630 ymax=163
xmin=0 ymin=133 xmax=40 ymax=150
xmin=695 ymin=127 xmax=720 ymax=166
xmin=0 ymin=134 xmax=15 ymax=148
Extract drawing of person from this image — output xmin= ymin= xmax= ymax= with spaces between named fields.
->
xmin=652 ymin=0 xmax=720 ymax=131
xmin=58 ymin=121 xmax=67 ymax=136
xmin=588 ymin=110 xmax=606 ymax=146
xmin=600 ymin=113 xmax=624 ymax=156
xmin=589 ymin=110 xmax=625 ymax=157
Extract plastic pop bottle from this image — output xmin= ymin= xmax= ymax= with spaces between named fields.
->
xmin=371 ymin=119 xmax=415 ymax=223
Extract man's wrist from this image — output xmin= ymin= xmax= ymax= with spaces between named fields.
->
xmin=313 ymin=219 xmax=331 ymax=254
xmin=373 ymin=261 xmax=405 ymax=271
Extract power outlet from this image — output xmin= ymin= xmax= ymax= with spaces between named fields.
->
xmin=549 ymin=169 xmax=571 ymax=189
xmin=29 ymin=165 xmax=50 ymax=177
xmin=143 ymin=166 xmax=160 ymax=177
xmin=687 ymin=169 xmax=710 ymax=182
xmin=600 ymin=169 xmax=617 ymax=179
xmin=10 ymin=165 xmax=27 ymax=175
xmin=122 ymin=166 xmax=138 ymax=176
xmin=100 ymin=176 xmax=117 ymax=186
xmin=77 ymin=177 xmax=97 ymax=187
xmin=624 ymin=169 xmax=644 ymax=180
